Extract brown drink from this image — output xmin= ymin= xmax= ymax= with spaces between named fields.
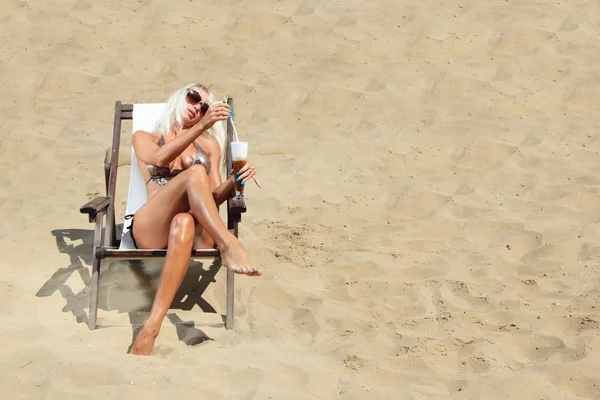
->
xmin=231 ymin=141 xmax=248 ymax=200
xmin=233 ymin=158 xmax=246 ymax=195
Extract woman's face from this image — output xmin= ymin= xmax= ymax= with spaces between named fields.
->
xmin=182 ymin=88 xmax=209 ymax=128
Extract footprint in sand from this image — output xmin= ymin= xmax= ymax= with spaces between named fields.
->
xmin=577 ymin=243 xmax=600 ymax=262
xmin=492 ymin=68 xmax=512 ymax=81
xmin=561 ymin=376 xmax=600 ymax=399
xmin=521 ymin=133 xmax=542 ymax=146
xmin=153 ymin=345 xmax=176 ymax=358
xmin=365 ymin=80 xmax=386 ymax=92
xmin=453 ymin=142 xmax=518 ymax=169
xmin=454 ymin=182 xmax=475 ymax=195
xmin=460 ymin=353 xmax=491 ymax=374
xmin=335 ymin=15 xmax=356 ymax=27
xmin=511 ymin=334 xmax=568 ymax=362
xmin=268 ymin=363 xmax=311 ymax=392
xmin=488 ymin=32 xmax=504 ymax=47
xmin=53 ymin=361 xmax=128 ymax=385
xmin=250 ymin=283 xmax=296 ymax=310
xmin=573 ymin=176 xmax=600 ymax=186
xmin=292 ymin=307 xmax=319 ymax=338
xmin=562 ymin=86 xmax=577 ymax=102
xmin=548 ymin=316 xmax=600 ymax=336
xmin=72 ymin=0 xmax=91 ymax=11
xmin=383 ymin=290 xmax=427 ymax=319
xmin=293 ymin=4 xmax=314 ymax=16
xmin=558 ymin=19 xmax=578 ymax=32
xmin=101 ymin=63 xmax=121 ymax=76
xmin=519 ymin=244 xmax=569 ymax=271
xmin=396 ymin=190 xmax=451 ymax=218
xmin=361 ymin=367 xmax=406 ymax=390
xmin=444 ymin=281 xmax=490 ymax=310
xmin=228 ymin=367 xmax=265 ymax=391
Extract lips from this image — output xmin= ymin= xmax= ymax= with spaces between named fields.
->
xmin=188 ymin=109 xmax=195 ymax=119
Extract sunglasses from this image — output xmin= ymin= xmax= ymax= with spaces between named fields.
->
xmin=186 ymin=90 xmax=209 ymax=113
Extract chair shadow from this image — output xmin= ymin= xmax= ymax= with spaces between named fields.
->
xmin=37 ymin=227 xmax=225 ymax=351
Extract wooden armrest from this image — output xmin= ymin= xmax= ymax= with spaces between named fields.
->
xmin=80 ymin=197 xmax=111 ymax=222
xmin=229 ymin=197 xmax=247 ymax=214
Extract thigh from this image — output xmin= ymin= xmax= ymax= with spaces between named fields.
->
xmin=132 ymin=177 xmax=191 ymax=249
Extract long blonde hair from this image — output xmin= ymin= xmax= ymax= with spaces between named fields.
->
xmin=153 ymin=82 xmax=227 ymax=178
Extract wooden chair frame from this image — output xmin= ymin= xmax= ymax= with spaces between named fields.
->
xmin=80 ymin=99 xmax=246 ymax=330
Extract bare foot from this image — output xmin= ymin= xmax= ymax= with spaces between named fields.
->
xmin=221 ymin=241 xmax=262 ymax=276
xmin=129 ymin=326 xmax=158 ymax=356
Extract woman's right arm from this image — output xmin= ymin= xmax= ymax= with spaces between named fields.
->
xmin=132 ymin=126 xmax=203 ymax=167
xmin=132 ymin=103 xmax=231 ymax=167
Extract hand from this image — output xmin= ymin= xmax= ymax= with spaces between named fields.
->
xmin=198 ymin=103 xmax=231 ymax=131
xmin=235 ymin=161 xmax=261 ymax=188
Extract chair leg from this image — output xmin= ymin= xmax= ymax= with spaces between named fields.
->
xmin=88 ymin=257 xmax=101 ymax=330
xmin=225 ymin=216 xmax=238 ymax=330
xmin=226 ymin=266 xmax=234 ymax=329
xmin=88 ymin=213 xmax=104 ymax=330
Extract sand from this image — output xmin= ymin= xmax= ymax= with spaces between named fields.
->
xmin=1 ymin=0 xmax=600 ymax=398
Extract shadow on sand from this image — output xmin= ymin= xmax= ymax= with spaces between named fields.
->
xmin=37 ymin=227 xmax=225 ymax=351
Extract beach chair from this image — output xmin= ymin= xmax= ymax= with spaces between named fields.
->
xmin=79 ymin=100 xmax=246 ymax=330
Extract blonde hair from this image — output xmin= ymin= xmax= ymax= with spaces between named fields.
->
xmin=153 ymin=82 xmax=227 ymax=178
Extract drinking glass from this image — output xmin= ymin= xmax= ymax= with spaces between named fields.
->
xmin=231 ymin=141 xmax=248 ymax=201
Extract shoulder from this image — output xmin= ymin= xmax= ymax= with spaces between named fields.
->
xmin=133 ymin=130 xmax=152 ymax=139
xmin=133 ymin=130 xmax=159 ymax=143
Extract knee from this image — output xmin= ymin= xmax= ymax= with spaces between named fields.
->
xmin=185 ymin=164 xmax=208 ymax=184
xmin=169 ymin=213 xmax=195 ymax=245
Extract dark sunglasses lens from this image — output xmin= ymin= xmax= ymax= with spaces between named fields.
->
xmin=187 ymin=90 xmax=202 ymax=104
xmin=200 ymin=103 xmax=209 ymax=112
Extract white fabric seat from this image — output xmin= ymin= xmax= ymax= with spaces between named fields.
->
xmin=119 ymin=103 xmax=167 ymax=250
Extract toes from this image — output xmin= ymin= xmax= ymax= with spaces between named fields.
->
xmin=228 ymin=265 xmax=261 ymax=276
xmin=230 ymin=266 xmax=248 ymax=274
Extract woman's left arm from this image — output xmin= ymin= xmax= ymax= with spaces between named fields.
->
xmin=205 ymin=136 xmax=260 ymax=206
xmin=204 ymin=137 xmax=235 ymax=207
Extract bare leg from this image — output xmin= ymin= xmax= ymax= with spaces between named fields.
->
xmin=183 ymin=166 xmax=261 ymax=276
xmin=193 ymin=222 xmax=214 ymax=249
xmin=130 ymin=213 xmax=195 ymax=356
xmin=133 ymin=165 xmax=261 ymax=276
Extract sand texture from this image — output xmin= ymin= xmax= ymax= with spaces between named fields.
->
xmin=1 ymin=0 xmax=600 ymax=398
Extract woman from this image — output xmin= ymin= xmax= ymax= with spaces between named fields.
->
xmin=128 ymin=83 xmax=261 ymax=356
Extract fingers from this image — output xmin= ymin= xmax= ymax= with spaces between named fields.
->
xmin=215 ymin=112 xmax=230 ymax=120
xmin=209 ymin=110 xmax=230 ymax=121
xmin=236 ymin=168 xmax=253 ymax=181
xmin=211 ymin=104 xmax=230 ymax=113
xmin=198 ymin=104 xmax=230 ymax=130
xmin=207 ymin=104 xmax=230 ymax=120
xmin=212 ymin=107 xmax=230 ymax=114
xmin=237 ymin=162 xmax=251 ymax=174
xmin=235 ymin=162 xmax=260 ymax=187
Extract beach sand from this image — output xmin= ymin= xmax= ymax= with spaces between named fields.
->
xmin=1 ymin=0 xmax=600 ymax=398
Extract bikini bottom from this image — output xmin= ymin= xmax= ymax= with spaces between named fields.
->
xmin=124 ymin=214 xmax=138 ymax=249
